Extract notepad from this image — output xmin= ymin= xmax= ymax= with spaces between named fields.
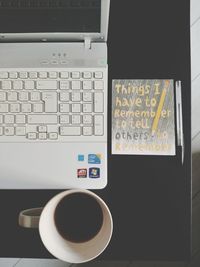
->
xmin=112 ymin=79 xmax=176 ymax=155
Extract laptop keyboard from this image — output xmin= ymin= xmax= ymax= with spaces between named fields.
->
xmin=0 ymin=69 xmax=105 ymax=141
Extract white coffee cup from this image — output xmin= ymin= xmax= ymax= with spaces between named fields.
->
xmin=19 ymin=189 xmax=113 ymax=264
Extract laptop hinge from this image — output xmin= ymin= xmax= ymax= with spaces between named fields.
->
xmin=84 ymin=37 xmax=92 ymax=50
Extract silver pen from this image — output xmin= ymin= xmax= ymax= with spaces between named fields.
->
xmin=176 ymin=81 xmax=184 ymax=164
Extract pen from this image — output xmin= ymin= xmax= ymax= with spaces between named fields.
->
xmin=176 ymin=80 xmax=184 ymax=164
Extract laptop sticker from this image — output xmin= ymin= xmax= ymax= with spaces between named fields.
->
xmin=89 ymin=168 xmax=100 ymax=179
xmin=77 ymin=169 xmax=87 ymax=178
xmin=88 ymin=154 xmax=101 ymax=164
xmin=78 ymin=155 xmax=85 ymax=162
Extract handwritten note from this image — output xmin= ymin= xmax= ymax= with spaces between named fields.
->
xmin=112 ymin=80 xmax=175 ymax=155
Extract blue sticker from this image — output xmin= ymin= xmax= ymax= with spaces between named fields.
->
xmin=89 ymin=168 xmax=100 ymax=179
xmin=78 ymin=155 xmax=85 ymax=162
xmin=88 ymin=154 xmax=101 ymax=164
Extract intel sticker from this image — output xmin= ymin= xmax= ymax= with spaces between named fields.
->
xmin=89 ymin=168 xmax=100 ymax=179
xmin=88 ymin=154 xmax=101 ymax=164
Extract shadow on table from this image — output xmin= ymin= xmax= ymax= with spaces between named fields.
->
xmin=71 ymin=153 xmax=200 ymax=267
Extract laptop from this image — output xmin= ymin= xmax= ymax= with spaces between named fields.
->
xmin=0 ymin=0 xmax=110 ymax=189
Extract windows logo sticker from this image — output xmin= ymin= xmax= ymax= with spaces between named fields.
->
xmin=89 ymin=168 xmax=100 ymax=179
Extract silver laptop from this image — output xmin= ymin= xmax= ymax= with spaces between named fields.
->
xmin=0 ymin=0 xmax=110 ymax=189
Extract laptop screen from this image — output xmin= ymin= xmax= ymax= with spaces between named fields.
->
xmin=0 ymin=0 xmax=101 ymax=33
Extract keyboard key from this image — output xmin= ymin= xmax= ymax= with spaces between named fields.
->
xmin=49 ymin=132 xmax=58 ymax=140
xmin=24 ymin=80 xmax=34 ymax=90
xmin=60 ymin=126 xmax=81 ymax=136
xmin=94 ymin=92 xmax=104 ymax=113
xmin=72 ymin=115 xmax=81 ymax=124
xmin=16 ymin=114 xmax=26 ymax=124
xmin=60 ymin=103 xmax=70 ymax=113
xmin=0 ymin=115 xmax=2 ymax=124
xmin=49 ymin=72 xmax=58 ymax=79
xmin=72 ymin=103 xmax=81 ymax=113
xmin=9 ymin=72 xmax=18 ymax=79
xmin=94 ymin=71 xmax=103 ymax=79
xmin=83 ymin=127 xmax=93 ymax=136
xmin=0 ymin=127 xmax=3 ymax=135
xmin=94 ymin=115 xmax=104 ymax=136
xmin=28 ymin=115 xmax=57 ymax=124
xmin=27 ymin=132 xmax=37 ymax=140
xmin=4 ymin=126 xmax=14 ymax=136
xmin=71 ymin=72 xmax=80 ymax=79
xmin=42 ymin=92 xmax=58 ymax=113
xmin=0 ymin=92 xmax=6 ymax=101
xmin=60 ymin=115 xmax=70 ymax=124
xmin=13 ymin=80 xmax=23 ymax=90
xmin=83 ymin=115 xmax=92 ymax=124
xmin=21 ymin=103 xmax=32 ymax=113
xmin=39 ymin=72 xmax=48 ymax=79
xmin=94 ymin=80 xmax=104 ymax=90
xmin=38 ymin=126 xmax=47 ymax=133
xmin=4 ymin=115 xmax=15 ymax=124
xmin=83 ymin=103 xmax=92 ymax=113
xmin=29 ymin=72 xmax=38 ymax=79
xmin=39 ymin=133 xmax=47 ymax=140
xmin=60 ymin=92 xmax=69 ymax=102
xmin=83 ymin=81 xmax=92 ymax=90
xmin=33 ymin=103 xmax=43 ymax=113
xmin=60 ymin=72 xmax=69 ymax=79
xmin=0 ymin=103 xmax=9 ymax=113
xmin=60 ymin=81 xmax=70 ymax=90
xmin=10 ymin=103 xmax=20 ymax=113
xmin=71 ymin=91 xmax=81 ymax=102
xmin=30 ymin=92 xmax=40 ymax=101
xmin=19 ymin=91 xmax=29 ymax=101
xmin=72 ymin=81 xmax=81 ymax=90
xmin=7 ymin=92 xmax=17 ymax=101
xmin=83 ymin=92 xmax=92 ymax=102
xmin=19 ymin=72 xmax=28 ymax=79
xmin=36 ymin=80 xmax=57 ymax=90
xmin=83 ymin=72 xmax=92 ymax=79
xmin=2 ymin=81 xmax=12 ymax=90
xmin=0 ymin=72 xmax=8 ymax=79
xmin=16 ymin=127 xmax=26 ymax=136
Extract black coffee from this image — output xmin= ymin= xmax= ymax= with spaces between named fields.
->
xmin=54 ymin=193 xmax=103 ymax=243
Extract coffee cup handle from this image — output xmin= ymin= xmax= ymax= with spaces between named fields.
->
xmin=18 ymin=208 xmax=43 ymax=228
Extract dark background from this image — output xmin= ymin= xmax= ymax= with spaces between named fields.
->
xmin=0 ymin=0 xmax=191 ymax=261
